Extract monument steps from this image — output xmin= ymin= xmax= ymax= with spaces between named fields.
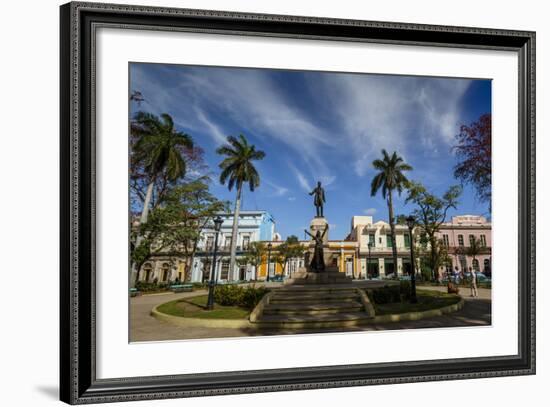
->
xmin=272 ymin=287 xmax=358 ymax=294
xmin=252 ymin=286 xmax=374 ymax=329
xmin=269 ymin=293 xmax=361 ymax=303
xmin=255 ymin=311 xmax=372 ymax=329
xmin=263 ymin=302 xmax=363 ymax=315
xmin=250 ymin=212 xmax=374 ymax=329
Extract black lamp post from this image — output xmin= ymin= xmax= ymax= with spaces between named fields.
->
xmin=266 ymin=243 xmax=272 ymax=282
xmin=367 ymin=242 xmax=373 ymax=280
xmin=406 ymin=215 xmax=418 ymax=304
xmin=206 ymin=216 xmax=224 ymax=310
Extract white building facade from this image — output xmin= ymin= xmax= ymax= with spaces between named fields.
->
xmin=190 ymin=211 xmax=276 ymax=282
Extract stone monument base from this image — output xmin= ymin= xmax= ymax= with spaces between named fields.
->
xmin=309 ymin=216 xmax=329 ymax=244
xmin=285 ymin=267 xmax=353 ymax=285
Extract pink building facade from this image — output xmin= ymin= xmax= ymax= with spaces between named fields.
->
xmin=435 ymin=215 xmax=492 ymax=278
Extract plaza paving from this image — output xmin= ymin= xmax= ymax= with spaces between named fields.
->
xmin=130 ymin=284 xmax=491 ymax=342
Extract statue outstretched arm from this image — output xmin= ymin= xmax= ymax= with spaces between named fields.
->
xmin=304 ymin=229 xmax=314 ymax=238
xmin=321 ymin=224 xmax=329 ymax=238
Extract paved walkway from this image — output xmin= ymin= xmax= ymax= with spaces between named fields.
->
xmin=130 ymin=286 xmax=491 ymax=342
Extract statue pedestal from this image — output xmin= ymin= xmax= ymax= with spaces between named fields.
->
xmin=309 ymin=217 xmax=329 ymax=244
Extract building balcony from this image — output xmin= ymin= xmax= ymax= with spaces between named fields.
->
xmin=359 ymin=246 xmax=411 ymax=254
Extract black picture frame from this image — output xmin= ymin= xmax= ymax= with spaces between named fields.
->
xmin=60 ymin=2 xmax=535 ymax=404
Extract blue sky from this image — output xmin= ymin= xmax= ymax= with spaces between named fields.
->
xmin=130 ymin=63 xmax=491 ymax=240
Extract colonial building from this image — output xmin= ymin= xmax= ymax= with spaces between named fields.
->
xmin=135 ymin=211 xmax=491 ymax=284
xmin=435 ymin=215 xmax=492 ymax=277
xmin=348 ymin=215 xmax=413 ymax=278
xmin=190 ymin=210 xmax=276 ymax=282
xmin=136 ymin=211 xmax=276 ymax=284
xmin=267 ymin=215 xmax=491 ymax=281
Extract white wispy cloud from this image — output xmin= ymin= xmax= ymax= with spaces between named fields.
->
xmin=363 ymin=208 xmax=377 ymax=215
xmin=174 ymin=68 xmax=333 ymax=177
xmin=194 ymin=108 xmax=227 ymax=145
xmin=311 ymin=74 xmax=472 ymax=177
xmin=133 ymin=64 xmax=473 ymax=185
xmin=263 ymin=178 xmax=289 ymax=197
xmin=292 ymin=165 xmax=312 ymax=192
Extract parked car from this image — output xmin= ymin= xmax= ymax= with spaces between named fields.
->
xmin=464 ymin=271 xmax=491 ymax=283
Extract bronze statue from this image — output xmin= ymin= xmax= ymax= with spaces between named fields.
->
xmin=309 ymin=181 xmax=326 ymax=217
xmin=304 ymin=225 xmax=328 ymax=273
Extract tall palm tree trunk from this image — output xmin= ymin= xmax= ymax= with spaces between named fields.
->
xmin=229 ymin=182 xmax=243 ymax=281
xmin=130 ymin=180 xmax=155 ymax=287
xmin=140 ymin=180 xmax=155 ymax=224
xmin=429 ymin=234 xmax=438 ymax=281
xmin=387 ymin=191 xmax=399 ymax=278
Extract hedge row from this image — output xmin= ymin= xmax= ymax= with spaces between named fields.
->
xmin=214 ymin=285 xmax=269 ymax=310
xmin=365 ymin=281 xmax=412 ymax=304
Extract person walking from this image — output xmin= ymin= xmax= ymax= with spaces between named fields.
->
xmin=469 ymin=266 xmax=478 ymax=297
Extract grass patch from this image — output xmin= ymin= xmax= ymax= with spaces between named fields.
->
xmin=157 ymin=295 xmax=250 ymax=320
xmin=373 ymin=289 xmax=460 ymax=315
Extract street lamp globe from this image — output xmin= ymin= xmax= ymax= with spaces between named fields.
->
xmin=406 ymin=215 xmax=415 ymax=229
xmin=213 ymin=215 xmax=223 ymax=232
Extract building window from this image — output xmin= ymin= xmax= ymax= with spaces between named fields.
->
xmin=442 ymin=234 xmax=449 ymax=247
xmin=161 ymin=263 xmax=170 ymax=282
xmin=221 ymin=260 xmax=230 ymax=280
xmin=480 ymin=235 xmax=487 ymax=247
xmin=458 ymin=234 xmax=464 ymax=246
xmin=205 ymin=235 xmax=214 ymax=251
xmin=143 ymin=263 xmax=153 ymax=282
xmin=242 ymin=235 xmax=250 ymax=250
xmin=469 ymin=234 xmax=475 ymax=246
xmin=369 ymin=233 xmax=375 ymax=246
xmin=404 ymin=233 xmax=410 ymax=248
xmin=225 ymin=236 xmax=232 ymax=250
xmin=386 ymin=235 xmax=392 ymax=248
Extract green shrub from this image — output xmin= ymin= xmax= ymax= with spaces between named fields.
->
xmin=366 ymin=282 xmax=412 ymax=305
xmin=367 ymin=285 xmax=400 ymax=304
xmin=399 ymin=280 xmax=411 ymax=302
xmin=241 ymin=286 xmax=270 ymax=309
xmin=135 ymin=281 xmax=168 ymax=292
xmin=213 ymin=285 xmax=269 ymax=309
xmin=214 ymin=284 xmax=244 ymax=306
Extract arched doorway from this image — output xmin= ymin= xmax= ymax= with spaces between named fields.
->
xmin=161 ymin=263 xmax=170 ymax=282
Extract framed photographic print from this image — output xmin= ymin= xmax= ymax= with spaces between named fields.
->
xmin=60 ymin=1 xmax=535 ymax=404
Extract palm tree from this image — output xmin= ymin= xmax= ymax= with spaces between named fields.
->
xmin=370 ymin=150 xmax=413 ymax=277
xmin=217 ymin=134 xmax=266 ymax=281
xmin=132 ymin=112 xmax=193 ymax=224
xmin=130 ymin=112 xmax=193 ymax=286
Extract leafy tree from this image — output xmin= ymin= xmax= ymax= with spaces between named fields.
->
xmin=160 ymin=179 xmax=229 ymax=281
xmin=453 ymin=113 xmax=491 ymax=207
xmin=217 ymin=134 xmax=266 ymax=281
xmin=371 ymin=150 xmax=413 ymax=277
xmin=273 ymin=236 xmax=306 ymax=278
xmin=239 ymin=241 xmax=267 ymax=281
xmin=131 ymin=205 xmax=178 ymax=285
xmin=405 ymin=182 xmax=462 ymax=281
